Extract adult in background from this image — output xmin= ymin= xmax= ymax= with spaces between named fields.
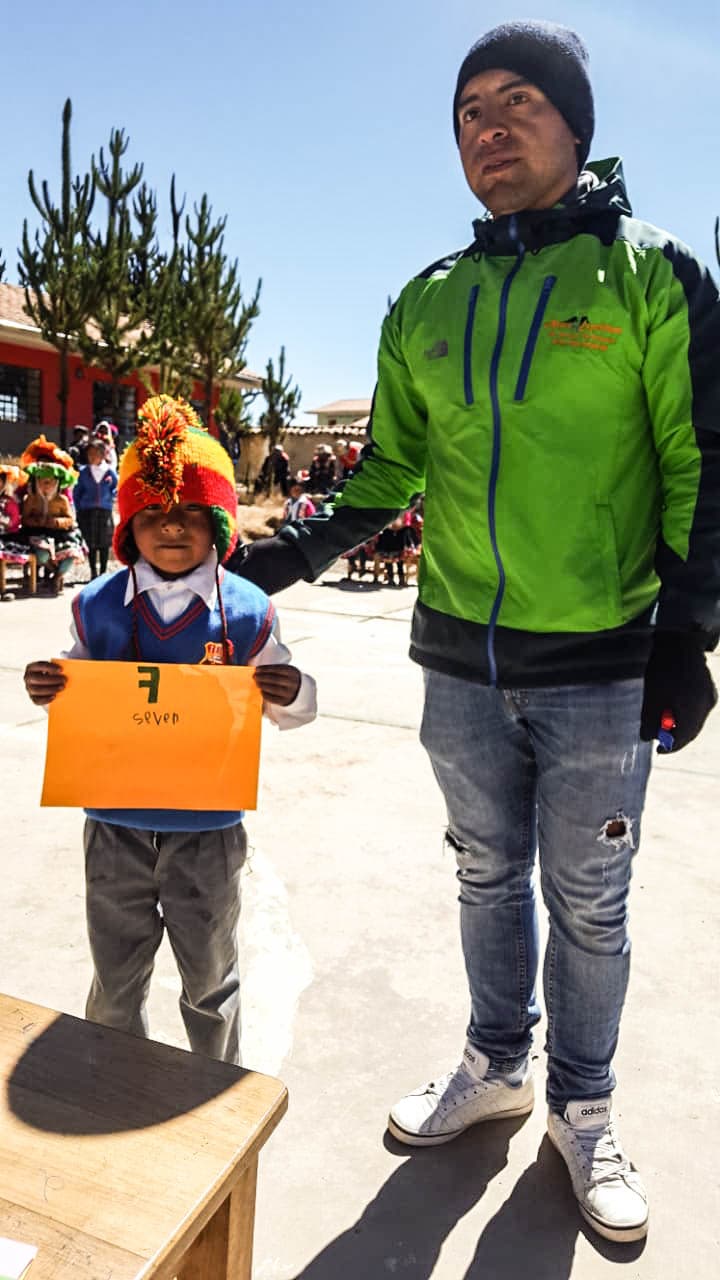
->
xmin=230 ymin=20 xmax=720 ymax=1242
xmin=335 ymin=438 xmax=362 ymax=480
xmin=68 ymin=425 xmax=90 ymax=468
xmin=254 ymin=444 xmax=290 ymax=497
xmin=218 ymin=422 xmax=241 ymax=462
xmin=307 ymin=443 xmax=336 ymax=495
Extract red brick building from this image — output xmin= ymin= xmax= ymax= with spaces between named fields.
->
xmin=0 ymin=283 xmax=262 ymax=455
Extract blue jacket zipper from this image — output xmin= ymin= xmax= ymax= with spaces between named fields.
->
xmin=513 ymin=275 xmax=557 ymax=401
xmin=486 ymin=220 xmax=525 ymax=686
xmin=463 ymin=284 xmax=480 ymax=404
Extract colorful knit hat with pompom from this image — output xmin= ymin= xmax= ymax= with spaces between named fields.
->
xmin=20 ymin=436 xmax=78 ymax=489
xmin=113 ymin=395 xmax=238 ymax=564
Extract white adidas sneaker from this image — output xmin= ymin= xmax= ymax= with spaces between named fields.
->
xmin=388 ymin=1040 xmax=534 ymax=1146
xmin=547 ymin=1098 xmax=649 ymax=1243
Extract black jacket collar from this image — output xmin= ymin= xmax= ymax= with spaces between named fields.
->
xmin=469 ymin=157 xmax=632 ymax=256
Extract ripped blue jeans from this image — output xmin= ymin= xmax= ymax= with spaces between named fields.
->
xmin=420 ymin=671 xmax=653 ymax=1112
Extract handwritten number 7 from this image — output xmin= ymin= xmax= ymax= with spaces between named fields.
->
xmin=137 ymin=666 xmax=160 ymax=704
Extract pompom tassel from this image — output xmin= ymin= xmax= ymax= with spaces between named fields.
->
xmin=135 ymin=396 xmax=189 ymax=509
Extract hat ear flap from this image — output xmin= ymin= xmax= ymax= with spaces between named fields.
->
xmin=112 ymin=519 xmax=140 ymax=565
xmin=210 ymin=506 xmax=237 ymax=563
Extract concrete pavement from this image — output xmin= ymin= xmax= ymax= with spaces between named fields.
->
xmin=2 ymin=569 xmax=719 ymax=1278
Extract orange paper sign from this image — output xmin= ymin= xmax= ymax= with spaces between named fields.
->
xmin=41 ymin=660 xmax=262 ymax=810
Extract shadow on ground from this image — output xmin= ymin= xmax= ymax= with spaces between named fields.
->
xmin=290 ymin=1130 xmax=645 ymax=1279
xmin=319 ymin=577 xmax=384 ymax=593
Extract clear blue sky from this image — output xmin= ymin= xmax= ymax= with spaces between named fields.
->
xmin=1 ymin=1 xmax=717 ymax=422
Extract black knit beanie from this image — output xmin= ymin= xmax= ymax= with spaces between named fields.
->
xmin=453 ymin=20 xmax=594 ymax=169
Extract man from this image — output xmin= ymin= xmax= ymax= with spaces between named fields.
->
xmin=307 ymin=443 xmax=336 ymax=494
xmin=254 ymin=443 xmax=290 ymax=497
xmin=233 ymin=21 xmax=720 ymax=1242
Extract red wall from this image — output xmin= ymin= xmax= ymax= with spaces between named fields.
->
xmin=0 ymin=340 xmax=219 ymax=452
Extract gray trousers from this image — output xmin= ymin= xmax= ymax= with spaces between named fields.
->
xmin=84 ymin=817 xmax=247 ymax=1063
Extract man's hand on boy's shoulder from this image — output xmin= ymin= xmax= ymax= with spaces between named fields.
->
xmin=254 ymin=663 xmax=302 ymax=707
xmin=24 ymin=660 xmax=66 ymax=705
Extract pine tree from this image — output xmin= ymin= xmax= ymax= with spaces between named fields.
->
xmin=259 ymin=347 xmax=301 ymax=448
xmin=140 ymin=176 xmax=192 ymax=399
xmin=18 ymin=99 xmax=95 ymax=447
xmin=715 ymin=216 xmax=719 ymax=272
xmin=182 ymin=194 xmax=261 ymax=433
xmin=79 ymin=129 xmax=155 ymax=426
xmin=216 ymin=385 xmax=257 ymax=437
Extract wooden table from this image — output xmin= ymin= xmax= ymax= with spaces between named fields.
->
xmin=0 ymin=995 xmax=287 ymax=1278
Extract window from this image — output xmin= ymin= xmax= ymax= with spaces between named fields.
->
xmin=93 ymin=382 xmax=137 ymax=437
xmin=0 ymin=364 xmax=41 ymax=423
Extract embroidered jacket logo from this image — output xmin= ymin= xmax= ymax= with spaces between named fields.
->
xmin=424 ymin=339 xmax=449 ymax=360
xmin=544 ymin=315 xmax=622 ymax=353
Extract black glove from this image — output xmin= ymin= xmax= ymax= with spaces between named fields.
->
xmin=225 ymin=536 xmax=311 ymax=595
xmin=640 ymin=630 xmax=717 ymax=753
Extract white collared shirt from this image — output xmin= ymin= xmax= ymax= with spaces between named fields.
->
xmin=122 ymin=550 xmax=221 ymax=622
xmin=64 ymin=551 xmax=316 ymax=729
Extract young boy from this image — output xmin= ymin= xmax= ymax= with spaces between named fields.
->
xmin=74 ymin=435 xmax=118 ymax=579
xmin=24 ymin=395 xmax=316 ymax=1064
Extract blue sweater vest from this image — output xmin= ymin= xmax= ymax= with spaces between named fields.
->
xmin=73 ymin=567 xmax=275 ymax=831
xmin=74 ymin=466 xmax=118 ymax=511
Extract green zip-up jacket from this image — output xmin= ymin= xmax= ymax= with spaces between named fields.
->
xmin=283 ymin=160 xmax=720 ymax=685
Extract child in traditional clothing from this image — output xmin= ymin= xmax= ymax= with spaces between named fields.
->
xmin=375 ymin=515 xmax=416 ymax=586
xmin=24 ymin=396 xmax=316 ymax=1065
xmin=0 ymin=465 xmax=32 ymax=599
xmin=20 ymin=437 xmax=85 ymax=594
xmin=342 ymin=535 xmax=378 ymax=580
xmin=282 ymin=477 xmax=316 ymax=525
xmin=407 ymin=495 xmax=424 ymax=547
xmin=74 ymin=435 xmax=118 ymax=578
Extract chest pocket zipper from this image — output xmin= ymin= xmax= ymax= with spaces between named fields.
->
xmin=513 ymin=275 xmax=557 ymax=401
xmin=464 ymin=284 xmax=480 ymax=405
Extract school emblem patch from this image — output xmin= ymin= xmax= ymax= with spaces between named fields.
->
xmin=200 ymin=638 xmax=235 ymax=664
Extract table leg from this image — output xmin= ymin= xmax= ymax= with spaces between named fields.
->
xmin=176 ymin=1156 xmax=258 ymax=1280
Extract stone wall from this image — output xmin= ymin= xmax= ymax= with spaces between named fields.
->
xmin=233 ymin=431 xmax=364 ymax=486
xmin=234 ymin=433 xmax=269 ymax=487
